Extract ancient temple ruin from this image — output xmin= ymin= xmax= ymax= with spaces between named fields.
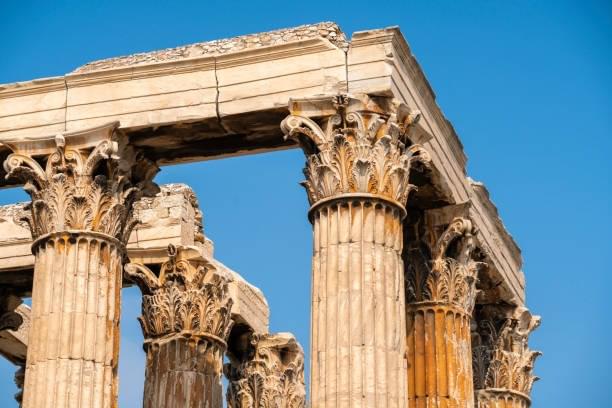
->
xmin=0 ymin=22 xmax=539 ymax=407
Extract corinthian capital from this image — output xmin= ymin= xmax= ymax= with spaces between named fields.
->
xmin=3 ymin=122 xmax=159 ymax=242
xmin=281 ymin=94 xmax=430 ymax=209
xmin=473 ymin=307 xmax=541 ymax=399
xmin=225 ymin=332 xmax=305 ymax=408
xmin=125 ymin=245 xmax=233 ymax=348
xmin=407 ymin=217 xmax=485 ymax=313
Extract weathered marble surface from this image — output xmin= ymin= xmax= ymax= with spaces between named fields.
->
xmin=405 ymin=216 xmax=482 ymax=407
xmin=225 ymin=332 xmax=306 ymax=408
xmin=0 ymin=23 xmax=524 ymax=305
xmin=2 ymin=123 xmax=160 ymax=408
xmin=283 ymin=94 xmax=424 ymax=408
xmin=0 ymin=21 xmax=539 ymax=408
xmin=126 ymin=245 xmax=234 ymax=408
xmin=472 ymin=307 xmax=541 ymax=408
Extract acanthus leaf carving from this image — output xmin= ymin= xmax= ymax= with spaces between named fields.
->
xmin=125 ymin=244 xmax=233 ymax=346
xmin=225 ymin=332 xmax=306 ymax=408
xmin=281 ymin=94 xmax=430 ymax=208
xmin=406 ymin=217 xmax=484 ymax=313
xmin=3 ymin=122 xmax=159 ymax=242
xmin=472 ymin=306 xmax=542 ymax=399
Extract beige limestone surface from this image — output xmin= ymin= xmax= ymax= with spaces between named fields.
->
xmin=0 ymin=22 xmax=524 ymax=304
xmin=0 ymin=22 xmax=540 ymax=408
xmin=125 ymin=245 xmax=234 ymax=408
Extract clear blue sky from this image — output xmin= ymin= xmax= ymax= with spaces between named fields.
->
xmin=1 ymin=1 xmax=610 ymax=406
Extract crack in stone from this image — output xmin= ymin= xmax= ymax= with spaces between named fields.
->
xmin=212 ymin=57 xmax=231 ymax=135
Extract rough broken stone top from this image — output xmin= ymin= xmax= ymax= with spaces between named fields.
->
xmin=73 ymin=22 xmax=348 ymax=74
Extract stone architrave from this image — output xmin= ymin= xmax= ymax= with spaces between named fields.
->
xmin=224 ymin=332 xmax=306 ymax=408
xmin=282 ymin=94 xmax=429 ymax=408
xmin=125 ymin=244 xmax=233 ymax=408
xmin=472 ymin=307 xmax=541 ymax=408
xmin=405 ymin=217 xmax=484 ymax=407
xmin=2 ymin=122 xmax=159 ymax=408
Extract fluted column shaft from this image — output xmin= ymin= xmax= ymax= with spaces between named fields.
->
xmin=4 ymin=122 xmax=159 ymax=408
xmin=125 ymin=245 xmax=233 ymax=408
xmin=406 ymin=303 xmax=473 ymax=407
xmin=143 ymin=337 xmax=225 ymax=408
xmin=404 ymin=216 xmax=482 ymax=408
xmin=282 ymin=94 xmax=428 ymax=408
xmin=311 ymin=198 xmax=407 ymax=408
xmin=23 ymin=232 xmax=123 ymax=408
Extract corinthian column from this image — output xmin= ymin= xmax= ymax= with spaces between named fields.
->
xmin=472 ymin=307 xmax=541 ymax=408
xmin=3 ymin=122 xmax=159 ymax=408
xmin=405 ymin=217 xmax=483 ymax=407
xmin=225 ymin=332 xmax=306 ymax=408
xmin=125 ymin=245 xmax=233 ymax=408
xmin=282 ymin=94 xmax=429 ymax=408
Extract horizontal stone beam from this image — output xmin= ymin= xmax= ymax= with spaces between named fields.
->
xmin=0 ymin=183 xmax=269 ymax=334
xmin=0 ymin=22 xmax=349 ymax=171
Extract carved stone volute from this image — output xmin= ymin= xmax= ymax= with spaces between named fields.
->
xmin=3 ymin=122 xmax=159 ymax=242
xmin=125 ymin=244 xmax=233 ymax=349
xmin=406 ymin=216 xmax=485 ymax=314
xmin=473 ymin=307 xmax=542 ymax=403
xmin=126 ymin=244 xmax=233 ymax=408
xmin=225 ymin=332 xmax=306 ymax=408
xmin=281 ymin=94 xmax=430 ymax=211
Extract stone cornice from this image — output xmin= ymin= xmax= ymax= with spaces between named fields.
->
xmin=470 ymin=180 xmax=522 ymax=274
xmin=63 ymin=40 xmax=339 ymax=88
xmin=65 ymin=58 xmax=217 ymax=87
xmin=0 ymin=77 xmax=66 ymax=99
xmin=0 ymin=24 xmax=344 ymax=96
xmin=72 ymin=22 xmax=347 ymax=74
